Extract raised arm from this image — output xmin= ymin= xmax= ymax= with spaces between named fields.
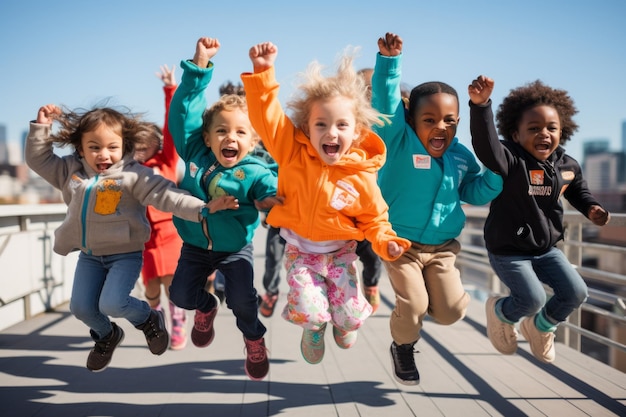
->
xmin=169 ymin=37 xmax=219 ymax=161
xmin=469 ymin=75 xmax=510 ymax=175
xmin=37 ymin=104 xmax=62 ymax=124
xmin=249 ymin=42 xmax=277 ymax=73
xmin=193 ymin=37 xmax=220 ymax=69
xmin=155 ymin=64 xmax=179 ymax=172
xmin=371 ymin=32 xmax=407 ymax=143
xmin=377 ymin=32 xmax=403 ymax=58
xmin=242 ymin=41 xmax=296 ymax=163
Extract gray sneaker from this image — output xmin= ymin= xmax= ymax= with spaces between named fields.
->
xmin=485 ymin=296 xmax=518 ymax=355
xmin=520 ymin=316 xmax=556 ymax=363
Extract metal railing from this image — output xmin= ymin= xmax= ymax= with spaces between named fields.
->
xmin=0 ymin=204 xmax=76 ymax=329
xmin=1 ymin=204 xmax=625 ymax=370
xmin=458 ymin=206 xmax=626 ymax=371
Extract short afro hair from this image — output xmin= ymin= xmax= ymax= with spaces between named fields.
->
xmin=496 ymin=80 xmax=578 ymax=145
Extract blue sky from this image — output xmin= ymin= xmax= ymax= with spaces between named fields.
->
xmin=1 ymin=0 xmax=625 ymax=163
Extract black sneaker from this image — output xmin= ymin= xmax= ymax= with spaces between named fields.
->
xmin=86 ymin=322 xmax=125 ymax=372
xmin=390 ymin=341 xmax=420 ymax=385
xmin=136 ymin=309 xmax=169 ymax=355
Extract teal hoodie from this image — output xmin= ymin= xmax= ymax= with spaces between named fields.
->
xmin=169 ymin=59 xmax=277 ymax=252
xmin=372 ymin=53 xmax=502 ymax=245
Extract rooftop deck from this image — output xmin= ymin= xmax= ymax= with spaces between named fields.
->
xmin=1 ymin=227 xmax=625 ymax=417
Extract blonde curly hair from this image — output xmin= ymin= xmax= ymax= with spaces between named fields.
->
xmin=287 ymin=48 xmax=387 ymax=143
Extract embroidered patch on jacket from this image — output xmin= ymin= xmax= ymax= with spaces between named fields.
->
xmin=94 ymin=179 xmax=123 ymax=215
xmin=529 ymin=170 xmax=544 ymax=185
xmin=330 ymin=180 xmax=359 ymax=210
xmin=413 ymin=154 xmax=431 ymax=169
xmin=234 ymin=168 xmax=246 ymax=180
xmin=70 ymin=174 xmax=82 ymax=191
xmin=189 ymin=162 xmax=199 ymax=178
xmin=561 ymin=170 xmax=575 ymax=181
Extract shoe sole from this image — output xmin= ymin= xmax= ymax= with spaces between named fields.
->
xmin=245 ymin=361 xmax=269 ymax=381
xmin=245 ymin=369 xmax=269 ymax=381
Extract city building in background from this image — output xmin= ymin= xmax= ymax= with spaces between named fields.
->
xmin=1 ymin=118 xmax=626 ymax=211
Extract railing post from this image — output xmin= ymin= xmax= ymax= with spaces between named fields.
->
xmin=560 ymin=221 xmax=583 ymax=350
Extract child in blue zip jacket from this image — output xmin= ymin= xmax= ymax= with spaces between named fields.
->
xmin=371 ymin=32 xmax=502 ymax=385
xmin=168 ymin=36 xmax=278 ymax=381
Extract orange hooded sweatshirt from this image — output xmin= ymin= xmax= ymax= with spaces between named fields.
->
xmin=241 ymin=67 xmax=410 ymax=261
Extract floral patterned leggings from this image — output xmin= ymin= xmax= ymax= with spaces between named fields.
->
xmin=281 ymin=241 xmax=373 ymax=331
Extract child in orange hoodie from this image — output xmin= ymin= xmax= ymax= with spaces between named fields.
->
xmin=242 ymin=42 xmax=410 ymax=365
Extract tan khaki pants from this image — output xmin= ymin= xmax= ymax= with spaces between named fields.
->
xmin=383 ymin=239 xmax=470 ymax=345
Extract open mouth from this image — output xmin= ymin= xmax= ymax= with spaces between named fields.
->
xmin=97 ymin=163 xmax=112 ymax=171
xmin=430 ymin=138 xmax=446 ymax=151
xmin=222 ymin=148 xmax=238 ymax=159
xmin=323 ymin=144 xmax=340 ymax=156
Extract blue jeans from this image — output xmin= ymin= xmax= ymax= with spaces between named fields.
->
xmin=70 ymin=251 xmax=150 ymax=340
xmin=170 ymin=243 xmax=266 ymax=340
xmin=488 ymin=247 xmax=588 ymax=324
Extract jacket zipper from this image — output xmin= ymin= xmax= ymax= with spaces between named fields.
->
xmin=82 ymin=175 xmax=98 ymax=255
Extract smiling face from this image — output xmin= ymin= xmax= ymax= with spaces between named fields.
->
xmin=411 ymin=92 xmax=459 ymax=158
xmin=203 ymin=108 xmax=256 ymax=168
xmin=79 ymin=123 xmax=124 ymax=173
xmin=305 ymin=96 xmax=360 ymax=165
xmin=512 ymin=105 xmax=561 ymax=161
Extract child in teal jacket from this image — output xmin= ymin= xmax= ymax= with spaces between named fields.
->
xmin=371 ymin=32 xmax=502 ymax=385
xmin=168 ymin=37 xmax=277 ymax=381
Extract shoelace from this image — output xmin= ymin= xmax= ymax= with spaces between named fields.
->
xmin=396 ymin=345 xmax=417 ymax=371
xmin=144 ymin=319 xmax=160 ymax=339
xmin=502 ymin=324 xmax=517 ymax=342
xmin=195 ymin=311 xmax=212 ymax=331
xmin=94 ymin=339 xmax=112 ymax=355
xmin=246 ymin=340 xmax=267 ymax=362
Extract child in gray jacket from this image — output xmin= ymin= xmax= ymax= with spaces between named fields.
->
xmin=25 ymin=104 xmax=228 ymax=372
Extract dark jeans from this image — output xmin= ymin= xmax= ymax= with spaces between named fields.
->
xmin=356 ymin=239 xmax=382 ymax=287
xmin=170 ymin=242 xmax=266 ymax=340
xmin=263 ymin=226 xmax=285 ymax=295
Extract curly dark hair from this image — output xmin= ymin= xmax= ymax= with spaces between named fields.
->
xmin=495 ymin=80 xmax=578 ymax=145
xmin=50 ymin=106 xmax=143 ymax=156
